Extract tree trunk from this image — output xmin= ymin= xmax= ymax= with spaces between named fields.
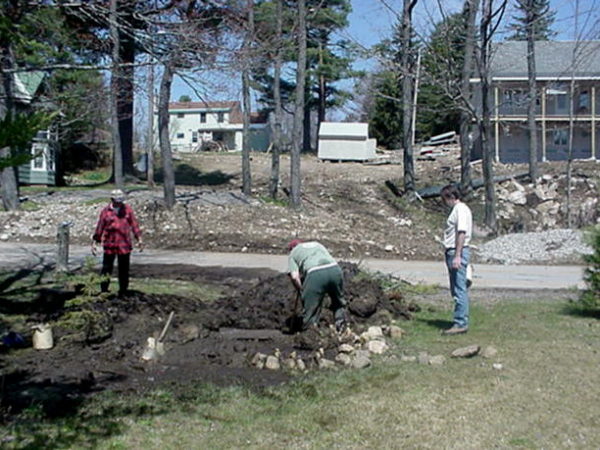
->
xmin=401 ymin=0 xmax=417 ymax=196
xmin=241 ymin=0 xmax=254 ymax=196
xmin=317 ymin=36 xmax=326 ymax=150
xmin=303 ymin=82 xmax=311 ymax=152
xmin=0 ymin=40 xmax=19 ymax=211
xmin=117 ymin=2 xmax=135 ymax=177
xmin=459 ymin=0 xmax=478 ymax=197
xmin=479 ymin=0 xmax=497 ymax=231
xmin=147 ymin=60 xmax=155 ymax=188
xmin=110 ymin=0 xmax=124 ymax=189
xmin=525 ymin=0 xmax=539 ymax=184
xmin=269 ymin=0 xmax=283 ymax=199
xmin=158 ymin=63 xmax=176 ymax=209
xmin=290 ymin=0 xmax=307 ymax=208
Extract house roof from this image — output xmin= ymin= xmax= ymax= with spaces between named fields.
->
xmin=490 ymin=41 xmax=600 ymax=79
xmin=168 ymin=100 xmax=268 ymax=124
xmin=318 ymin=122 xmax=369 ymax=138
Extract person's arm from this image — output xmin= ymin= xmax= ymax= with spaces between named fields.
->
xmin=91 ymin=209 xmax=106 ymax=256
xmin=289 ymin=271 xmax=302 ymax=292
xmin=127 ymin=206 xmax=144 ymax=251
xmin=452 ymin=231 xmax=466 ymax=269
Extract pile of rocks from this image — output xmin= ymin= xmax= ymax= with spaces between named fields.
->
xmin=249 ymin=324 xmax=405 ymax=372
xmin=398 ymin=344 xmax=499 ymax=367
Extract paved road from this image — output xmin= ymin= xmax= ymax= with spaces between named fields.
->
xmin=0 ymin=241 xmax=585 ymax=290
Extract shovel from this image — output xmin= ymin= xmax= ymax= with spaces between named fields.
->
xmin=141 ymin=311 xmax=174 ymax=361
xmin=284 ymin=291 xmax=303 ymax=334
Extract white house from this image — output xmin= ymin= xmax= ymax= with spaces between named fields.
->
xmin=318 ymin=122 xmax=377 ymax=161
xmin=165 ymin=101 xmax=270 ymax=152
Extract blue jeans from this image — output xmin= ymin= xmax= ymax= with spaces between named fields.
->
xmin=445 ymin=247 xmax=470 ymax=328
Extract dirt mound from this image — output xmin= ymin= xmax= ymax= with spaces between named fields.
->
xmin=1 ymin=264 xmax=414 ymax=420
xmin=207 ymin=262 xmax=415 ymax=331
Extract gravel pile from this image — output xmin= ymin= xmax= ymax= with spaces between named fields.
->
xmin=475 ymin=229 xmax=593 ymax=265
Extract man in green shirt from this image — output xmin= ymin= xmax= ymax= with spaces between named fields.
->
xmin=287 ymin=239 xmax=347 ymax=332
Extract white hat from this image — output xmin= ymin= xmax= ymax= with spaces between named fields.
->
xmin=110 ymin=189 xmax=126 ymax=202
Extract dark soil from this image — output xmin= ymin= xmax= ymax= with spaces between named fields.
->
xmin=0 ymin=263 xmax=415 ymax=420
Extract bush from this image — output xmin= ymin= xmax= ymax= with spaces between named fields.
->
xmin=580 ymin=226 xmax=600 ymax=309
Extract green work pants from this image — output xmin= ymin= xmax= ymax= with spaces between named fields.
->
xmin=301 ymin=265 xmax=346 ymax=329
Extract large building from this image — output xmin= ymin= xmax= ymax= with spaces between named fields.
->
xmin=165 ymin=101 xmax=270 ymax=152
xmin=471 ymin=40 xmax=600 ymax=163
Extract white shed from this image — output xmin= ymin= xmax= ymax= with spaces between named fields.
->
xmin=318 ymin=122 xmax=376 ymax=161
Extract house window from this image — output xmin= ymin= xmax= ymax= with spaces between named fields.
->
xmin=177 ymin=113 xmax=185 ymax=118
xmin=217 ymin=112 xmax=225 ymax=123
xmin=176 ymin=132 xmax=185 ymax=139
xmin=192 ymin=131 xmax=198 ymax=143
xmin=579 ymin=91 xmax=590 ymax=111
xmin=557 ymin=94 xmax=567 ymax=111
xmin=553 ymin=129 xmax=568 ymax=146
xmin=200 ymin=112 xmax=207 ymax=123
xmin=31 ymin=143 xmax=46 ymax=171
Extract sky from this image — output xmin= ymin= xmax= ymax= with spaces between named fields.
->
xmin=166 ymin=0 xmax=599 ymax=114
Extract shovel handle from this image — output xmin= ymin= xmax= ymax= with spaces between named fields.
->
xmin=158 ymin=311 xmax=175 ymax=342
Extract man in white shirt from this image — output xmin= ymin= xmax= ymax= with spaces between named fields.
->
xmin=441 ymin=184 xmax=472 ymax=335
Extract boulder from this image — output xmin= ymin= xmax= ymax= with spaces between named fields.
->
xmin=351 ymin=352 xmax=371 ymax=369
xmin=366 ymin=340 xmax=388 ymax=354
xmin=335 ymin=353 xmax=352 ymax=366
xmin=429 ymin=355 xmax=446 ymax=365
xmin=480 ymin=346 xmax=498 ymax=358
xmin=417 ymin=352 xmax=430 ymax=365
xmin=265 ymin=355 xmax=280 ymax=370
xmin=451 ymin=344 xmax=480 ymax=358
xmin=384 ymin=325 xmax=405 ymax=339
xmin=251 ymin=352 xmax=267 ymax=369
xmin=318 ymin=358 xmax=336 ymax=370
xmin=338 ymin=343 xmax=355 ymax=354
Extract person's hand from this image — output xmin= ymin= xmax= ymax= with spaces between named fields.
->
xmin=91 ymin=241 xmax=98 ymax=257
xmin=452 ymin=255 xmax=462 ymax=270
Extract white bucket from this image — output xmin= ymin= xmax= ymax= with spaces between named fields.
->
xmin=32 ymin=324 xmax=54 ymax=350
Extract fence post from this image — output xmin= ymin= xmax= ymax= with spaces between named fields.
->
xmin=56 ymin=221 xmax=72 ymax=272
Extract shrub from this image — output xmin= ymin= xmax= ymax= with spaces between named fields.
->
xmin=580 ymin=226 xmax=600 ymax=309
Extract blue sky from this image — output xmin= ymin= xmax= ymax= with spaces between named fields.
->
xmin=168 ymin=0 xmax=599 ymax=110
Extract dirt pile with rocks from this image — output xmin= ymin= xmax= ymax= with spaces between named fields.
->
xmin=1 ymin=263 xmax=415 ymax=419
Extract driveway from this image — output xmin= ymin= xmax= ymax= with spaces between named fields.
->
xmin=0 ymin=242 xmax=585 ymax=290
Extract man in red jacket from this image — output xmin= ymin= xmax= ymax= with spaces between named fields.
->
xmin=92 ymin=189 xmax=143 ymax=296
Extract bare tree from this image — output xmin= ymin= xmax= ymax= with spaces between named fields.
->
xmin=146 ymin=60 xmax=155 ymax=188
xmin=0 ymin=43 xmax=19 ymax=211
xmin=478 ymin=0 xmax=507 ymax=231
xmin=109 ymin=0 xmax=124 ymax=190
xmin=158 ymin=61 xmax=175 ymax=208
xmin=400 ymin=0 xmax=418 ymax=196
xmin=459 ymin=0 xmax=478 ymax=197
xmin=269 ymin=0 xmax=284 ymax=199
xmin=290 ymin=0 xmax=307 ymax=208
xmin=523 ymin=0 xmax=539 ymax=184
xmin=241 ymin=0 xmax=254 ymax=196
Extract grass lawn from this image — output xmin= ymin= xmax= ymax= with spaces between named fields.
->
xmin=2 ymin=291 xmax=599 ymax=449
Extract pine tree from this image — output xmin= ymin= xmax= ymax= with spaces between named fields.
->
xmin=581 ymin=227 xmax=600 ymax=310
xmin=509 ymin=0 xmax=556 ymax=40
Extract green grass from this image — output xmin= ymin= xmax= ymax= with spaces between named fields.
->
xmin=2 ymin=294 xmax=600 ymax=449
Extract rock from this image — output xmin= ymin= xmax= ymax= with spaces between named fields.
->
xmin=265 ymin=355 xmax=280 ymax=370
xmin=349 ymin=296 xmax=378 ymax=318
xmin=251 ymin=352 xmax=267 ymax=369
xmin=0 ymin=234 xmax=8 ymax=241
xmin=366 ymin=340 xmax=388 ymax=354
xmin=451 ymin=344 xmax=480 ymax=358
xmin=417 ymin=352 xmax=430 ymax=365
xmin=318 ymin=358 xmax=336 ymax=369
xmin=492 ymin=363 xmax=503 ymax=370
xmin=536 ymin=200 xmax=560 ymax=215
xmin=429 ymin=355 xmax=446 ymax=365
xmin=296 ymin=358 xmax=306 ymax=371
xmin=507 ymin=190 xmax=527 ymax=205
xmin=385 ymin=325 xmax=405 ymax=339
xmin=400 ymin=355 xmax=417 ymax=362
xmin=335 ymin=353 xmax=352 ymax=366
xmin=338 ymin=343 xmax=355 ymax=354
xmin=360 ymin=326 xmax=384 ymax=342
xmin=481 ymin=346 xmax=498 ymax=358
xmin=385 ymin=244 xmax=394 ymax=252
xmin=179 ymin=324 xmax=200 ymax=343
xmin=283 ymin=358 xmax=297 ymax=370
xmin=351 ymin=353 xmax=371 ymax=369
